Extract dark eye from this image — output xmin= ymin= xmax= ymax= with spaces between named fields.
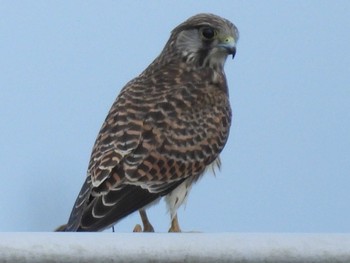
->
xmin=201 ymin=27 xmax=216 ymax=40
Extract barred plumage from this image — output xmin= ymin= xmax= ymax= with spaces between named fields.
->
xmin=59 ymin=13 xmax=239 ymax=232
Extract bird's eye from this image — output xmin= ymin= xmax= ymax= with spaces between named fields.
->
xmin=201 ymin=27 xmax=216 ymax=40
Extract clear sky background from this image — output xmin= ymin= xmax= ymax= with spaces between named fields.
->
xmin=1 ymin=1 xmax=349 ymax=232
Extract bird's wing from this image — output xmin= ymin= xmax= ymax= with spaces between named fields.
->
xmin=65 ymin=77 xmax=230 ymax=231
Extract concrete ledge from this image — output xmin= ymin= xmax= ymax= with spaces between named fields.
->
xmin=1 ymin=233 xmax=350 ymax=263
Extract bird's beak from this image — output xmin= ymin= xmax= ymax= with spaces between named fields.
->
xmin=218 ymin=36 xmax=237 ymax=59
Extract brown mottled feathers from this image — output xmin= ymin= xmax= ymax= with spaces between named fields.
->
xmin=62 ymin=13 xmax=238 ymax=231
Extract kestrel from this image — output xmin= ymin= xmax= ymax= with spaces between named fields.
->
xmin=58 ymin=13 xmax=239 ymax=232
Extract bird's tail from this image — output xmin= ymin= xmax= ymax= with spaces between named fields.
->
xmin=54 ymin=176 xmax=92 ymax=232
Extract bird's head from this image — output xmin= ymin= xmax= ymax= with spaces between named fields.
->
xmin=169 ymin=13 xmax=239 ymax=70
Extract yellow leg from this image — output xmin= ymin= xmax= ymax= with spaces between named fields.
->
xmin=133 ymin=209 xmax=154 ymax=232
xmin=168 ymin=214 xmax=181 ymax=232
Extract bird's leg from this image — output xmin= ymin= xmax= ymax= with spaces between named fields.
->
xmin=168 ymin=214 xmax=181 ymax=232
xmin=140 ymin=209 xmax=155 ymax=232
xmin=133 ymin=209 xmax=154 ymax=232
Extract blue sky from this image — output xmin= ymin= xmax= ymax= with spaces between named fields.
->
xmin=1 ymin=1 xmax=349 ymax=232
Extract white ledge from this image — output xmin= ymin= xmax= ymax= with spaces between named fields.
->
xmin=1 ymin=233 xmax=350 ymax=263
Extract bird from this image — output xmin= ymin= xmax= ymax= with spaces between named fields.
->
xmin=57 ymin=13 xmax=239 ymax=232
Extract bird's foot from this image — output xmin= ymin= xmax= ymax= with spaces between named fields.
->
xmin=168 ymin=214 xmax=181 ymax=232
xmin=133 ymin=209 xmax=155 ymax=232
xmin=168 ymin=226 xmax=181 ymax=232
xmin=132 ymin=223 xmax=154 ymax=232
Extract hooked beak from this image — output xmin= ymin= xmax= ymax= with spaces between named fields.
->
xmin=226 ymin=46 xmax=236 ymax=59
xmin=218 ymin=36 xmax=237 ymax=59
